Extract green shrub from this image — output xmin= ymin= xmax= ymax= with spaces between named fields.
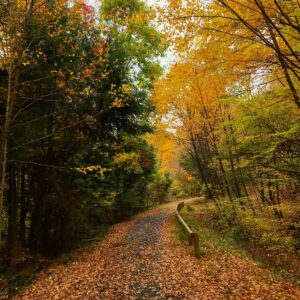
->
xmin=206 ymin=201 xmax=238 ymax=231
xmin=206 ymin=200 xmax=295 ymax=254
xmin=227 ymin=226 xmax=247 ymax=242
xmin=234 ymin=212 xmax=294 ymax=253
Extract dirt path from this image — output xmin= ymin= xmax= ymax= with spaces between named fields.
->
xmin=14 ymin=200 xmax=300 ymax=300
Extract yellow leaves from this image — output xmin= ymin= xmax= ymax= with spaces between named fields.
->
xmin=108 ymin=84 xmax=120 ymax=97
xmin=153 ymin=59 xmax=229 ymax=141
xmin=98 ymin=55 xmax=107 ymax=63
xmin=146 ymin=129 xmax=178 ymax=173
xmin=113 ymin=152 xmax=143 ymax=174
xmin=22 ymin=60 xmax=30 ymax=66
xmin=110 ymin=97 xmax=124 ymax=108
xmin=131 ymin=12 xmax=147 ymax=25
xmin=100 ymin=192 xmax=118 ymax=207
xmin=108 ymin=83 xmax=132 ymax=109
xmin=94 ymin=46 xmax=105 ymax=56
xmin=36 ymin=50 xmax=43 ymax=57
xmin=100 ymin=71 xmax=109 ymax=78
xmin=121 ymin=83 xmax=131 ymax=93
xmin=21 ymin=48 xmax=30 ymax=66
xmin=82 ymin=86 xmax=93 ymax=95
xmin=74 ymin=165 xmax=110 ymax=176
xmin=113 ymin=152 xmax=137 ymax=165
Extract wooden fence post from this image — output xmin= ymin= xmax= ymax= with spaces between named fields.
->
xmin=192 ymin=232 xmax=200 ymax=258
xmin=176 ymin=201 xmax=201 ymax=258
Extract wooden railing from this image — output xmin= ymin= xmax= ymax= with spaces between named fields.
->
xmin=176 ymin=202 xmax=200 ymax=258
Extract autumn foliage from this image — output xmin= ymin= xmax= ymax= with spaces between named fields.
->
xmin=151 ymin=0 xmax=300 ymax=277
xmin=1 ymin=0 xmax=300 ymax=296
xmin=0 ymin=0 xmax=167 ymax=265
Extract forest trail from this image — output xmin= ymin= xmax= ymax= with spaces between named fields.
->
xmin=14 ymin=200 xmax=300 ymax=300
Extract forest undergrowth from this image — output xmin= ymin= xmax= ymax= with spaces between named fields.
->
xmin=178 ymin=198 xmax=300 ymax=286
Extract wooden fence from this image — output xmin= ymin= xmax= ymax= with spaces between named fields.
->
xmin=176 ymin=202 xmax=200 ymax=258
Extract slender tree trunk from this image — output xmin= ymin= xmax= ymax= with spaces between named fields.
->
xmin=226 ymin=119 xmax=242 ymax=199
xmin=19 ymin=166 xmax=28 ymax=245
xmin=260 ymin=175 xmax=266 ymax=204
xmin=229 ymin=156 xmax=241 ymax=198
xmin=1 ymin=0 xmax=34 ymax=245
xmin=0 ymin=62 xmax=19 ymax=244
xmin=7 ymin=165 xmax=19 ymax=263
xmin=200 ymin=133 xmax=224 ymax=196
xmin=217 ymin=156 xmax=233 ymax=202
xmin=29 ymin=178 xmax=44 ymax=253
xmin=191 ymin=132 xmax=215 ymax=200
xmin=267 ymin=176 xmax=275 ymax=205
xmin=198 ymin=91 xmax=232 ymax=201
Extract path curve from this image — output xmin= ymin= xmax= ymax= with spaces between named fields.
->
xmin=14 ymin=200 xmax=300 ymax=300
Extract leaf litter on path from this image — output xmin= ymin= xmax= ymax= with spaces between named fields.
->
xmin=14 ymin=202 xmax=300 ymax=300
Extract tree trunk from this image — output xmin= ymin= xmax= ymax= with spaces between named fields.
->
xmin=29 ymin=178 xmax=44 ymax=253
xmin=19 ymin=166 xmax=29 ymax=246
xmin=0 ymin=61 xmax=20 ymax=244
xmin=7 ymin=165 xmax=19 ymax=263
xmin=190 ymin=132 xmax=215 ymax=201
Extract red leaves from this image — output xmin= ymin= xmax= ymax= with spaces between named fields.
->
xmin=92 ymin=41 xmax=108 ymax=56
xmin=83 ymin=69 xmax=92 ymax=78
xmin=80 ymin=3 xmax=93 ymax=15
xmin=92 ymin=47 xmax=100 ymax=55
xmin=141 ymin=156 xmax=152 ymax=168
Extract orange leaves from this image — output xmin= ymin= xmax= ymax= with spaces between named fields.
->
xmin=92 ymin=42 xmax=108 ymax=58
xmin=13 ymin=203 xmax=300 ymax=300
xmin=83 ymin=69 xmax=93 ymax=78
xmin=153 ymin=58 xmax=231 ymax=141
xmin=160 ymin=0 xmax=300 ymax=107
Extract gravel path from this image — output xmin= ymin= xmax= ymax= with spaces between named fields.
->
xmin=14 ymin=203 xmax=177 ymax=300
xmin=14 ymin=200 xmax=300 ymax=300
xmin=121 ymin=211 xmax=169 ymax=299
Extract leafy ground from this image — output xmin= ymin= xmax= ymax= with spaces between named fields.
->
xmin=0 ymin=225 xmax=109 ymax=297
xmin=178 ymin=199 xmax=300 ymax=285
xmin=12 ymin=200 xmax=300 ymax=299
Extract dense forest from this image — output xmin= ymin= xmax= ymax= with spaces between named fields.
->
xmin=1 ymin=0 xmax=300 ymax=296
xmin=155 ymin=0 xmax=300 ymax=202
xmin=0 ymin=0 xmax=171 ymax=264
xmin=152 ymin=0 xmax=300 ymax=277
